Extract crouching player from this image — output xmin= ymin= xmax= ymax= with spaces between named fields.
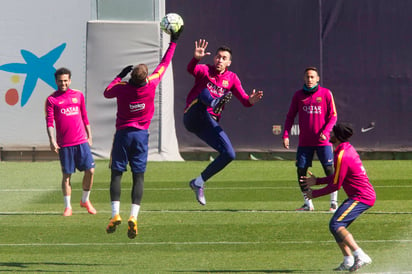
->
xmin=300 ymin=123 xmax=376 ymax=272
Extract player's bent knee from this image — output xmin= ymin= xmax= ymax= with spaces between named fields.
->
xmin=223 ymin=150 xmax=236 ymax=162
xmin=330 ymin=222 xmax=347 ymax=241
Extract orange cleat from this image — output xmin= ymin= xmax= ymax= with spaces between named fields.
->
xmin=80 ymin=200 xmax=97 ymax=214
xmin=63 ymin=207 xmax=72 ymax=217
xmin=106 ymin=214 xmax=122 ymax=234
xmin=127 ymin=216 xmax=138 ymax=239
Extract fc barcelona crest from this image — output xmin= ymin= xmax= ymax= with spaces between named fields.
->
xmin=272 ymin=125 xmax=282 ymax=135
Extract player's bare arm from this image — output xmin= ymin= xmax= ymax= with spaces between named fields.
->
xmin=46 ymin=126 xmax=59 ymax=153
xmin=194 ymin=39 xmax=211 ymax=60
xmin=248 ymin=89 xmax=263 ymax=104
xmin=85 ymin=125 xmax=93 ymax=146
xmin=283 ymin=138 xmax=290 ymax=149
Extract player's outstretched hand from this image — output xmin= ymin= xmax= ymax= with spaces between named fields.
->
xmin=171 ymin=25 xmax=184 ymax=43
xmin=117 ymin=65 xmax=133 ymax=79
xmin=299 ymin=171 xmax=317 ymax=188
xmin=194 ymin=39 xmax=211 ymax=60
xmin=249 ymin=89 xmax=263 ymax=104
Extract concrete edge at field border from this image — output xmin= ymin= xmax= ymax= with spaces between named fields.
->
xmin=2 ymin=147 xmax=412 ymax=161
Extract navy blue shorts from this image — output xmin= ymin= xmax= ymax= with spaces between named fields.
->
xmin=110 ymin=128 xmax=149 ymax=173
xmin=296 ymin=145 xmax=333 ymax=168
xmin=329 ymin=198 xmax=371 ymax=242
xmin=59 ymin=142 xmax=95 ymax=174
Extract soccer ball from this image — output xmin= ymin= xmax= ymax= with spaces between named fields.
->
xmin=160 ymin=13 xmax=184 ymax=35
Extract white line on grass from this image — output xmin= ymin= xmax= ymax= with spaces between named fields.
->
xmin=1 ymin=185 xmax=411 ymax=192
xmin=0 ymin=239 xmax=411 ymax=247
xmin=1 ymin=210 xmax=411 ymax=215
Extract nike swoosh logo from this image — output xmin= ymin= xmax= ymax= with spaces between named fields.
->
xmin=361 ymin=127 xmax=374 ymax=133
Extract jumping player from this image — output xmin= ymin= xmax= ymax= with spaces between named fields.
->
xmin=103 ymin=26 xmax=183 ymax=239
xmin=184 ymin=39 xmax=263 ymax=206
xmin=282 ymin=67 xmax=338 ymax=211
xmin=300 ymin=123 xmax=376 ymax=272
xmin=45 ymin=67 xmax=96 ymax=217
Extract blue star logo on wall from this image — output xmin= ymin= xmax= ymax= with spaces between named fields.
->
xmin=0 ymin=43 xmax=66 ymax=106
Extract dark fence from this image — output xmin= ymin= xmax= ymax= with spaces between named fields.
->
xmin=167 ymin=0 xmax=412 ymax=152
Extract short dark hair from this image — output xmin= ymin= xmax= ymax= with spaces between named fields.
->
xmin=216 ymin=46 xmax=232 ymax=59
xmin=304 ymin=66 xmax=319 ymax=75
xmin=55 ymin=67 xmax=71 ymax=79
xmin=333 ymin=123 xmax=354 ymax=142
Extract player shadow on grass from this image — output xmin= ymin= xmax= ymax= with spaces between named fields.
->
xmin=0 ymin=261 xmax=113 ymax=272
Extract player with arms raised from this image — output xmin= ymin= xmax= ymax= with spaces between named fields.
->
xmin=103 ymin=22 xmax=183 ymax=239
xmin=184 ymin=39 xmax=263 ymax=206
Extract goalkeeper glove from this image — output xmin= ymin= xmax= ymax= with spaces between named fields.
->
xmin=117 ymin=65 xmax=133 ymax=78
xmin=170 ymin=25 xmax=184 ymax=43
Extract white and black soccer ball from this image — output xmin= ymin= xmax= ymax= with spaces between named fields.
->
xmin=160 ymin=13 xmax=184 ymax=35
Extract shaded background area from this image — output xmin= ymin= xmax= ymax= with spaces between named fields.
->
xmin=167 ymin=0 xmax=412 ymax=152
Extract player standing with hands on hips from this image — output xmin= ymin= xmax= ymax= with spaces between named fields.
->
xmin=103 ymin=25 xmax=183 ymax=239
xmin=45 ymin=67 xmax=97 ymax=217
xmin=282 ymin=67 xmax=338 ymax=211
xmin=300 ymin=123 xmax=376 ymax=272
xmin=184 ymin=39 xmax=263 ymax=206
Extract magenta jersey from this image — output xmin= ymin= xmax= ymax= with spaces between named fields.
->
xmin=104 ymin=42 xmax=176 ymax=130
xmin=185 ymin=58 xmax=252 ymax=117
xmin=283 ymin=86 xmax=337 ymax=146
xmin=45 ymin=89 xmax=90 ymax=147
xmin=313 ymin=142 xmax=376 ymax=206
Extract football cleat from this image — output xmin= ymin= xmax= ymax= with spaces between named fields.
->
xmin=80 ymin=200 xmax=97 ymax=215
xmin=330 ymin=202 xmax=338 ymax=213
xmin=349 ymin=255 xmax=372 ymax=272
xmin=296 ymin=204 xmax=314 ymax=211
xmin=213 ymin=92 xmax=232 ymax=115
xmin=106 ymin=214 xmax=122 ymax=234
xmin=189 ymin=179 xmax=206 ymax=206
xmin=127 ymin=216 xmax=138 ymax=239
xmin=333 ymin=262 xmax=352 ymax=271
xmin=63 ymin=207 xmax=72 ymax=217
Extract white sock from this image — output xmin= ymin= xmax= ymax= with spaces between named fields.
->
xmin=302 ymin=194 xmax=313 ymax=208
xmin=194 ymin=175 xmax=205 ymax=188
xmin=353 ymin=248 xmax=365 ymax=258
xmin=130 ymin=204 xmax=140 ymax=219
xmin=81 ymin=190 xmax=91 ymax=203
xmin=344 ymin=255 xmax=354 ymax=266
xmin=330 ymin=191 xmax=338 ymax=204
xmin=64 ymin=195 xmax=72 ymax=209
xmin=111 ymin=201 xmax=120 ymax=217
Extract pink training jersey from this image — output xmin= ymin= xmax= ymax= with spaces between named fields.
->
xmin=104 ymin=42 xmax=176 ymax=130
xmin=312 ymin=142 xmax=376 ymax=206
xmin=45 ymin=89 xmax=90 ymax=147
xmin=283 ymin=86 xmax=337 ymax=146
xmin=185 ymin=58 xmax=252 ymax=117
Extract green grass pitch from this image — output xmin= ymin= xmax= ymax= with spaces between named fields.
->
xmin=0 ymin=160 xmax=411 ymax=273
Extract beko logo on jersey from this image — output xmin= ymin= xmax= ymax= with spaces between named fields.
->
xmin=303 ymin=105 xmax=322 ymax=114
xmin=207 ymin=82 xmax=228 ymax=96
xmin=130 ymin=103 xmax=145 ymax=112
xmin=60 ymin=106 xmax=79 ymax=116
